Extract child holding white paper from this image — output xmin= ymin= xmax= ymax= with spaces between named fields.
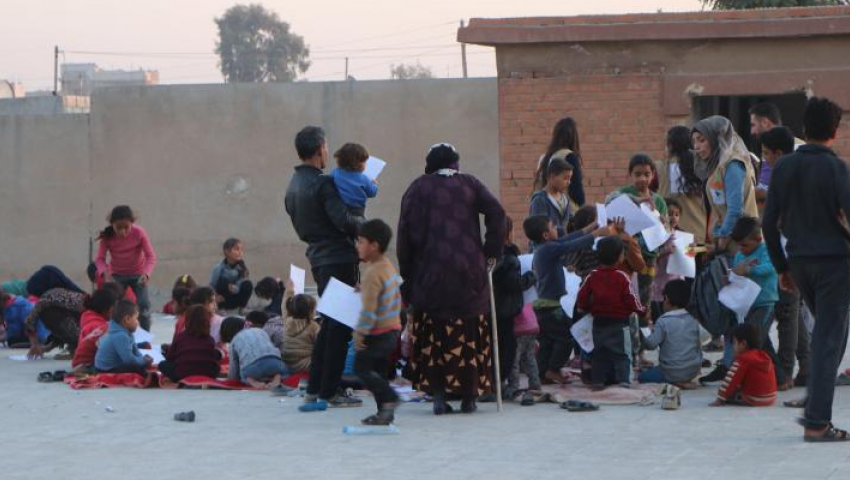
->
xmin=330 ymin=143 xmax=378 ymax=217
xmin=281 ymin=278 xmax=319 ymax=374
xmin=650 ymin=198 xmax=685 ymax=320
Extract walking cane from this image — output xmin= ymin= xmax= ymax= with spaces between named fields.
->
xmin=487 ymin=262 xmax=503 ymax=412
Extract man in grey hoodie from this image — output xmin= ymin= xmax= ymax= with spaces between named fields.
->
xmin=639 ymin=280 xmax=708 ymax=386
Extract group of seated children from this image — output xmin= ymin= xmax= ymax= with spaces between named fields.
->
xmin=500 ymin=150 xmax=779 ymax=408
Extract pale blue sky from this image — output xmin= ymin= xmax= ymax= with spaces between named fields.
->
xmin=0 ymin=0 xmax=704 ymax=90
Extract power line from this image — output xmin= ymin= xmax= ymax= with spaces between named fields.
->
xmin=310 ymin=20 xmax=458 ymax=50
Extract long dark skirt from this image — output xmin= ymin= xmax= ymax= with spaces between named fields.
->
xmin=411 ymin=313 xmax=492 ymax=397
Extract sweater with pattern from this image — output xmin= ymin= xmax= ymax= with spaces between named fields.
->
xmin=357 ymin=256 xmax=402 ymax=336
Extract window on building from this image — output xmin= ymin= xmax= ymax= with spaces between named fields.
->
xmin=693 ymin=93 xmax=807 ymax=153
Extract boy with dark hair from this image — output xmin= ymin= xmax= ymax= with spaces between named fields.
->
xmin=352 ymin=219 xmax=402 ymax=425
xmin=764 ymin=96 xmax=850 ymax=441
xmin=94 ymin=300 xmax=152 ymax=374
xmin=523 ymin=214 xmax=612 ymax=384
xmin=331 ymin=143 xmax=378 ymax=217
xmin=640 ymin=279 xmax=708 ymax=387
xmin=286 ymin=125 xmax=364 ymax=411
xmin=254 ymin=276 xmax=285 ymax=316
xmin=711 ymin=323 xmax=777 ymax=407
xmin=577 ymin=235 xmax=646 ymax=389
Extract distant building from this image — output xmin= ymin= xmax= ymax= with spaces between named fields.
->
xmin=0 ymin=80 xmax=25 ymax=99
xmin=61 ymin=63 xmax=159 ymax=96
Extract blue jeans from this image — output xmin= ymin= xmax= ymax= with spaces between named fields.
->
xmin=241 ymin=356 xmax=289 ymax=383
xmin=638 ymin=366 xmax=667 ymax=384
xmin=111 ymin=274 xmax=151 ymax=331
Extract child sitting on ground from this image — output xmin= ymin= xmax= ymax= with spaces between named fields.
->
xmin=220 ymin=317 xmax=289 ymax=390
xmin=523 ymin=214 xmax=612 ymax=385
xmin=158 ymin=305 xmax=222 ymax=381
xmin=352 ymin=219 xmax=403 ymax=425
xmin=331 ymin=143 xmax=378 ymax=217
xmin=649 ymin=198 xmax=685 ymax=320
xmin=0 ymin=286 xmax=49 ymax=348
xmin=210 ymin=238 xmax=253 ymax=313
xmin=162 ymin=275 xmax=197 ymax=314
xmin=492 ymin=216 xmax=537 ymax=405
xmin=94 ymin=300 xmax=153 ymax=374
xmin=254 ymin=276 xmax=286 ymax=317
xmin=72 ymin=285 xmax=121 ymax=373
xmin=711 ymin=323 xmax=777 ymax=406
xmin=173 ymin=287 xmax=223 ymax=344
xmin=577 ymin=236 xmax=647 ymax=389
xmin=281 ymin=279 xmax=319 ymax=374
xmin=639 ymin=280 xmax=708 ymax=387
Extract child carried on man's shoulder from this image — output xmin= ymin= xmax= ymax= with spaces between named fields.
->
xmin=330 ymin=143 xmax=378 ymax=217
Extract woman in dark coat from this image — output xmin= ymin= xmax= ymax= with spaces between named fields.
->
xmin=397 ymin=143 xmax=506 ymax=415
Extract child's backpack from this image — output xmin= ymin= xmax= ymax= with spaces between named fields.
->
xmin=687 ymin=256 xmax=735 ymax=336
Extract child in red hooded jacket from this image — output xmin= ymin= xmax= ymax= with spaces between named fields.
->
xmin=72 ymin=285 xmax=122 ymax=372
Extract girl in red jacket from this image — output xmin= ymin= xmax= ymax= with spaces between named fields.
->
xmin=711 ymin=323 xmax=777 ymax=407
xmin=72 ymin=285 xmax=122 ymax=373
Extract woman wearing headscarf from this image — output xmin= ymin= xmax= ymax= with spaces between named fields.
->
xmin=397 ymin=144 xmax=506 ymax=415
xmin=657 ymin=126 xmax=708 ymax=243
xmin=692 ymin=116 xmax=759 ymax=252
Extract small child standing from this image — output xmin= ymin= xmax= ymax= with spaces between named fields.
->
xmin=159 ymin=305 xmax=222 ymax=381
xmin=210 ymin=238 xmax=253 ymax=313
xmin=529 ymin=158 xmax=574 ymax=250
xmin=523 ymin=214 xmax=611 ymax=385
xmin=331 ymin=143 xmax=378 ymax=217
xmin=492 ymin=216 xmax=537 ymax=404
xmin=352 ymin=219 xmax=403 ymax=425
xmin=94 ymin=300 xmax=153 ymax=374
xmin=650 ymin=198 xmax=685 ymax=320
xmin=711 ymin=323 xmax=777 ymax=406
xmin=577 ymin=236 xmax=647 ymax=388
xmin=94 ymin=206 xmax=157 ymax=331
xmin=220 ymin=317 xmax=289 ymax=389
xmin=639 ymin=280 xmax=708 ymax=386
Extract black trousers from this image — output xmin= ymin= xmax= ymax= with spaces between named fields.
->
xmin=354 ymin=331 xmax=400 ymax=408
xmin=591 ymin=320 xmax=631 ymax=386
xmin=216 ymin=280 xmax=254 ymax=310
xmin=789 ymin=257 xmax=850 ymax=429
xmin=535 ymin=307 xmax=571 ymax=377
xmin=307 ymin=262 xmax=359 ymax=400
xmin=495 ymin=314 xmax=518 ymax=384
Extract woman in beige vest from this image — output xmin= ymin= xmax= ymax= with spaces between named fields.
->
xmin=656 ymin=126 xmax=708 ymax=243
xmin=692 ymin=116 xmax=759 ymax=253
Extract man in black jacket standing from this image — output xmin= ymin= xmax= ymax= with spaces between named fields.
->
xmin=764 ymin=97 xmax=850 ymax=442
xmin=285 ymin=126 xmax=363 ymax=410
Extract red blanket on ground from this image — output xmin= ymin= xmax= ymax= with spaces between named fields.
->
xmin=64 ymin=371 xmax=309 ymax=390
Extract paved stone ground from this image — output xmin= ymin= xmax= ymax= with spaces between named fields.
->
xmin=2 ymin=315 xmax=850 ymax=480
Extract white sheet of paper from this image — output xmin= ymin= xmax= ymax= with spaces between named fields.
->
xmin=606 ymin=194 xmax=657 ymax=236
xmin=596 ymin=203 xmax=608 ymax=228
xmin=139 ymin=346 xmax=165 ymax=364
xmin=8 ymin=355 xmax=30 ymax=361
xmin=639 ymin=203 xmax=671 ymax=252
xmin=316 ymin=277 xmax=362 ymax=329
xmin=719 ymin=273 xmax=762 ymax=323
xmin=364 ymin=156 xmax=387 ymax=181
xmin=133 ymin=327 xmax=154 ymax=345
xmin=667 ymin=231 xmax=697 ymax=278
xmin=640 ymin=327 xmax=652 ymax=338
xmin=559 ymin=268 xmax=583 ymax=318
xmin=669 ymin=163 xmax=683 ymax=194
xmin=518 ymin=254 xmax=538 ymax=304
xmin=290 ymin=264 xmax=306 ymax=295
xmin=570 ymin=315 xmax=594 ymax=353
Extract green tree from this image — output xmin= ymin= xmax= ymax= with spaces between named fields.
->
xmin=389 ymin=62 xmax=435 ymax=80
xmin=702 ymin=0 xmax=848 ymax=9
xmin=215 ymin=4 xmax=310 ymax=82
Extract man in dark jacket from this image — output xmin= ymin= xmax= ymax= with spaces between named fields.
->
xmin=285 ymin=126 xmax=363 ymax=410
xmin=764 ymin=97 xmax=850 ymax=442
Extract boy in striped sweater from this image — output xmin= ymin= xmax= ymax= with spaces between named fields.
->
xmin=711 ymin=323 xmax=777 ymax=407
xmin=353 ymin=219 xmax=403 ymax=426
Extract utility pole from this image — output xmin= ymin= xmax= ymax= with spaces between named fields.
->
xmin=344 ymin=57 xmax=349 ymax=80
xmin=53 ymin=45 xmax=59 ymax=96
xmin=460 ymin=20 xmax=468 ymax=79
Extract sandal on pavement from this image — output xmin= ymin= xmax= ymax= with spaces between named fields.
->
xmin=37 ymin=372 xmax=54 ymax=383
xmin=803 ymin=423 xmax=850 ymax=443
xmin=560 ymin=399 xmax=599 ymax=412
xmin=784 ymin=398 xmax=807 ymax=409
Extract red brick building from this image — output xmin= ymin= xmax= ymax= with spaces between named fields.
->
xmin=459 ymin=6 xmax=850 ymax=240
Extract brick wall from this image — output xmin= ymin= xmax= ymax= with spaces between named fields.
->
xmin=499 ymin=72 xmax=684 ymax=243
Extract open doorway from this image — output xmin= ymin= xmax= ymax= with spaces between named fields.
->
xmin=693 ymin=92 xmax=807 ymax=153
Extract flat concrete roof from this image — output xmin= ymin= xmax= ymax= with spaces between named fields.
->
xmin=459 ymin=6 xmax=850 ymax=45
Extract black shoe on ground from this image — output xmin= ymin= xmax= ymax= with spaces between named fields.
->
xmin=700 ymin=365 xmax=728 ymax=384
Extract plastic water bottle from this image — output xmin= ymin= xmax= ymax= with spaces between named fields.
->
xmin=342 ymin=425 xmax=400 ymax=435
